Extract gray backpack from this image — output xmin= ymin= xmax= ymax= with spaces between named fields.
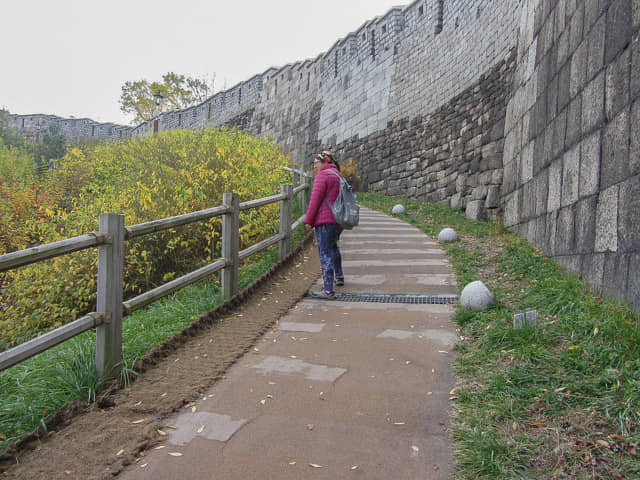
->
xmin=323 ymin=170 xmax=360 ymax=229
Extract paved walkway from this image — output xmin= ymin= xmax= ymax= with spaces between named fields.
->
xmin=119 ymin=207 xmax=459 ymax=479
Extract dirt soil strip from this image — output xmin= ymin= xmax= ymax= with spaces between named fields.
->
xmin=1 ymin=238 xmax=320 ymax=480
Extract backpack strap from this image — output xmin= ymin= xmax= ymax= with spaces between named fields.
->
xmin=323 ymin=169 xmax=342 ymax=207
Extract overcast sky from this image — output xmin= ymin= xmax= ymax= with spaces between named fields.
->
xmin=1 ymin=0 xmax=406 ymax=126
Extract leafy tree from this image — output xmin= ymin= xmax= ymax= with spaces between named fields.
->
xmin=119 ymin=72 xmax=214 ymax=124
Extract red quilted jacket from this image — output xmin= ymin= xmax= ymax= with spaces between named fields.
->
xmin=304 ymin=163 xmax=342 ymax=227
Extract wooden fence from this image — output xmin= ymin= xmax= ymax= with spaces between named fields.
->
xmin=0 ymin=175 xmax=310 ymax=380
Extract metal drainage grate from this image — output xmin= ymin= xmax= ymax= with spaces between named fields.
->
xmin=323 ymin=293 xmax=459 ymax=304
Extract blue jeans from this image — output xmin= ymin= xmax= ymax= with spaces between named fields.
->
xmin=315 ymin=223 xmax=343 ymax=293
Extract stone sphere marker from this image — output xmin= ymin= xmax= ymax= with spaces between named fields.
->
xmin=392 ymin=204 xmax=406 ymax=215
xmin=438 ymin=227 xmax=458 ymax=242
xmin=460 ymin=281 xmax=494 ymax=311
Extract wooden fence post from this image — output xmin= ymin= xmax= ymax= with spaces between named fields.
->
xmin=222 ymin=192 xmax=239 ymax=301
xmin=279 ymin=184 xmax=293 ymax=260
xmin=95 ymin=213 xmax=125 ymax=381
xmin=302 ymin=171 xmax=311 ymax=213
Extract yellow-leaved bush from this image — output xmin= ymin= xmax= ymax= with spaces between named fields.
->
xmin=0 ymin=127 xmax=291 ymax=348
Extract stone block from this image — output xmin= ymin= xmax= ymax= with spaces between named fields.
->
xmin=545 ymin=210 xmax=559 ymax=255
xmin=547 ymin=159 xmax=563 ymax=212
xmin=581 ymin=253 xmax=605 ymax=292
xmin=605 ymin=0 xmax=633 ymax=64
xmin=570 ymin=39 xmax=588 ymax=97
xmin=466 ymin=199 xmax=486 ymax=221
xmin=602 ymin=252 xmax=630 ymax=302
xmin=535 ymin=215 xmax=548 ymax=246
xmin=605 ymin=48 xmax=631 ymax=121
xmin=587 ymin=15 xmax=606 ymax=81
xmin=618 ymin=175 xmax=640 ymax=251
xmin=601 ymin=109 xmax=630 ymax=189
xmin=561 ymin=144 xmax=580 ymax=207
xmin=555 ymin=254 xmax=582 ymax=274
xmin=569 ymin=3 xmax=585 ymax=52
xmin=595 ymin=185 xmax=619 ymax=252
xmin=634 ymin=0 xmax=640 ymax=29
xmin=579 ymin=130 xmax=601 ymax=196
xmin=553 ymin=108 xmax=567 ymax=158
xmin=514 ymin=310 xmax=539 ymax=329
xmin=631 ymin=99 xmax=640 ymax=175
xmin=558 ymin=62 xmax=572 ymax=111
xmin=485 ymin=185 xmax=500 ymax=209
xmin=627 ymin=254 xmax=640 ymax=310
xmin=581 ymin=71 xmax=605 ymax=134
xmin=633 ymin=38 xmax=640 ymax=102
xmin=556 ymin=206 xmax=576 ymax=254
xmin=534 ymin=168 xmax=550 ymax=216
xmin=521 ymin=142 xmax=534 ymax=183
xmin=471 ymin=185 xmax=487 ymax=200
xmin=566 ymin=95 xmax=583 ymax=148
xmin=575 ymin=196 xmax=597 ymax=253
xmin=450 ymin=193 xmax=462 ymax=209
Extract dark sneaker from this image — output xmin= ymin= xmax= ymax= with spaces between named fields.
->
xmin=310 ymin=290 xmax=336 ymax=300
xmin=335 ymin=278 xmax=344 ymax=286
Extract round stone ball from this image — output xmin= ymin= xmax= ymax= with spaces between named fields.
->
xmin=438 ymin=227 xmax=458 ymax=243
xmin=460 ymin=281 xmax=495 ymax=311
xmin=392 ymin=204 xmax=406 ymax=215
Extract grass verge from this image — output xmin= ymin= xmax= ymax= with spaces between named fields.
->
xmin=358 ymin=193 xmax=639 ymax=479
xmin=0 ymin=224 xmax=308 ymax=452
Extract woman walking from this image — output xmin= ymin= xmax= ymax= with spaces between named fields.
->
xmin=304 ymin=152 xmax=345 ymax=299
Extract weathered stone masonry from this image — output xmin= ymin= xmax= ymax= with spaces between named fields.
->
xmin=8 ymin=0 xmax=639 ymax=309
xmin=502 ymin=0 xmax=639 ymax=309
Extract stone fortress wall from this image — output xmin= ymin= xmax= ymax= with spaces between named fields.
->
xmin=7 ymin=0 xmax=639 ymax=309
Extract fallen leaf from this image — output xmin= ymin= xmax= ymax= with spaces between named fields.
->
xmin=134 ymin=401 xmax=142 ymax=406
xmin=438 ymin=350 xmax=449 ymax=354
xmin=165 ymin=424 xmax=178 ymax=430
xmin=394 ymin=422 xmax=406 ymax=425
xmin=168 ymin=452 xmax=183 ymax=457
xmin=132 ymin=419 xmax=145 ymax=424
xmin=154 ymin=445 xmax=166 ymax=450
xmin=525 ymin=422 xmax=547 ymax=428
xmin=0 ymin=434 xmax=6 ymax=441
xmin=596 ymin=440 xmax=610 ymax=448
xmin=140 ymin=463 xmax=148 ymax=468
xmin=306 ymin=424 xmax=315 ymax=430
xmin=309 ymin=463 xmax=323 ymax=468
xmin=351 ymin=465 xmax=359 ymax=470
xmin=289 ymin=461 xmax=297 ymax=465
xmin=157 ymin=429 xmax=167 ymax=436
xmin=191 ymin=406 xmax=197 ymax=413
xmin=260 ymin=399 xmax=266 ymax=405
xmin=161 ymin=392 xmax=167 ymax=397
xmin=64 ymin=471 xmax=72 ymax=475
xmin=116 ymin=449 xmax=125 ymax=456
xmin=433 ymin=464 xmax=440 ymax=471
xmin=197 ymin=425 xmax=205 ymax=434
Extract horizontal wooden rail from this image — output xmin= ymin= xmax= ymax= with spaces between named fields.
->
xmin=0 ymin=233 xmax=109 ymax=272
xmin=239 ymin=193 xmax=285 ymax=212
xmin=238 ymin=232 xmax=285 ymax=261
xmin=292 ymin=184 xmax=307 ymax=195
xmin=123 ymin=258 xmax=228 ymax=315
xmin=0 ymin=313 xmax=107 ymax=371
xmin=291 ymin=214 xmax=306 ymax=231
xmin=126 ymin=205 xmax=229 ymax=239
